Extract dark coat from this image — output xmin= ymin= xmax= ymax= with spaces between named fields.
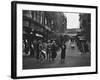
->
xmin=61 ymin=45 xmax=66 ymax=59
xmin=51 ymin=44 xmax=57 ymax=58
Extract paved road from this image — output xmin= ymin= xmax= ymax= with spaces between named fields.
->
xmin=23 ymin=42 xmax=90 ymax=69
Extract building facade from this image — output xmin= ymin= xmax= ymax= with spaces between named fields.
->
xmin=79 ymin=13 xmax=91 ymax=42
xmin=23 ymin=10 xmax=67 ymax=33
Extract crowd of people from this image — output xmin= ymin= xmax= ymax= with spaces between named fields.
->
xmin=23 ymin=38 xmax=68 ymax=63
xmin=23 ymin=34 xmax=90 ymax=64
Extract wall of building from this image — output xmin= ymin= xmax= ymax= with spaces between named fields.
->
xmin=23 ymin=10 xmax=67 ymax=33
xmin=79 ymin=13 xmax=91 ymax=42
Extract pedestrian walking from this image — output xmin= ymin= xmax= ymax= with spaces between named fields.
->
xmin=75 ymin=36 xmax=83 ymax=54
xmin=47 ymin=40 xmax=51 ymax=61
xmin=36 ymin=41 xmax=40 ymax=60
xmin=61 ymin=44 xmax=66 ymax=64
xmin=51 ymin=41 xmax=57 ymax=62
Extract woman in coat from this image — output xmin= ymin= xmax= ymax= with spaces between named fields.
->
xmin=61 ymin=44 xmax=66 ymax=63
xmin=51 ymin=41 xmax=57 ymax=61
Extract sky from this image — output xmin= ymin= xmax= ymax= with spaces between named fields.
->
xmin=64 ymin=13 xmax=80 ymax=29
